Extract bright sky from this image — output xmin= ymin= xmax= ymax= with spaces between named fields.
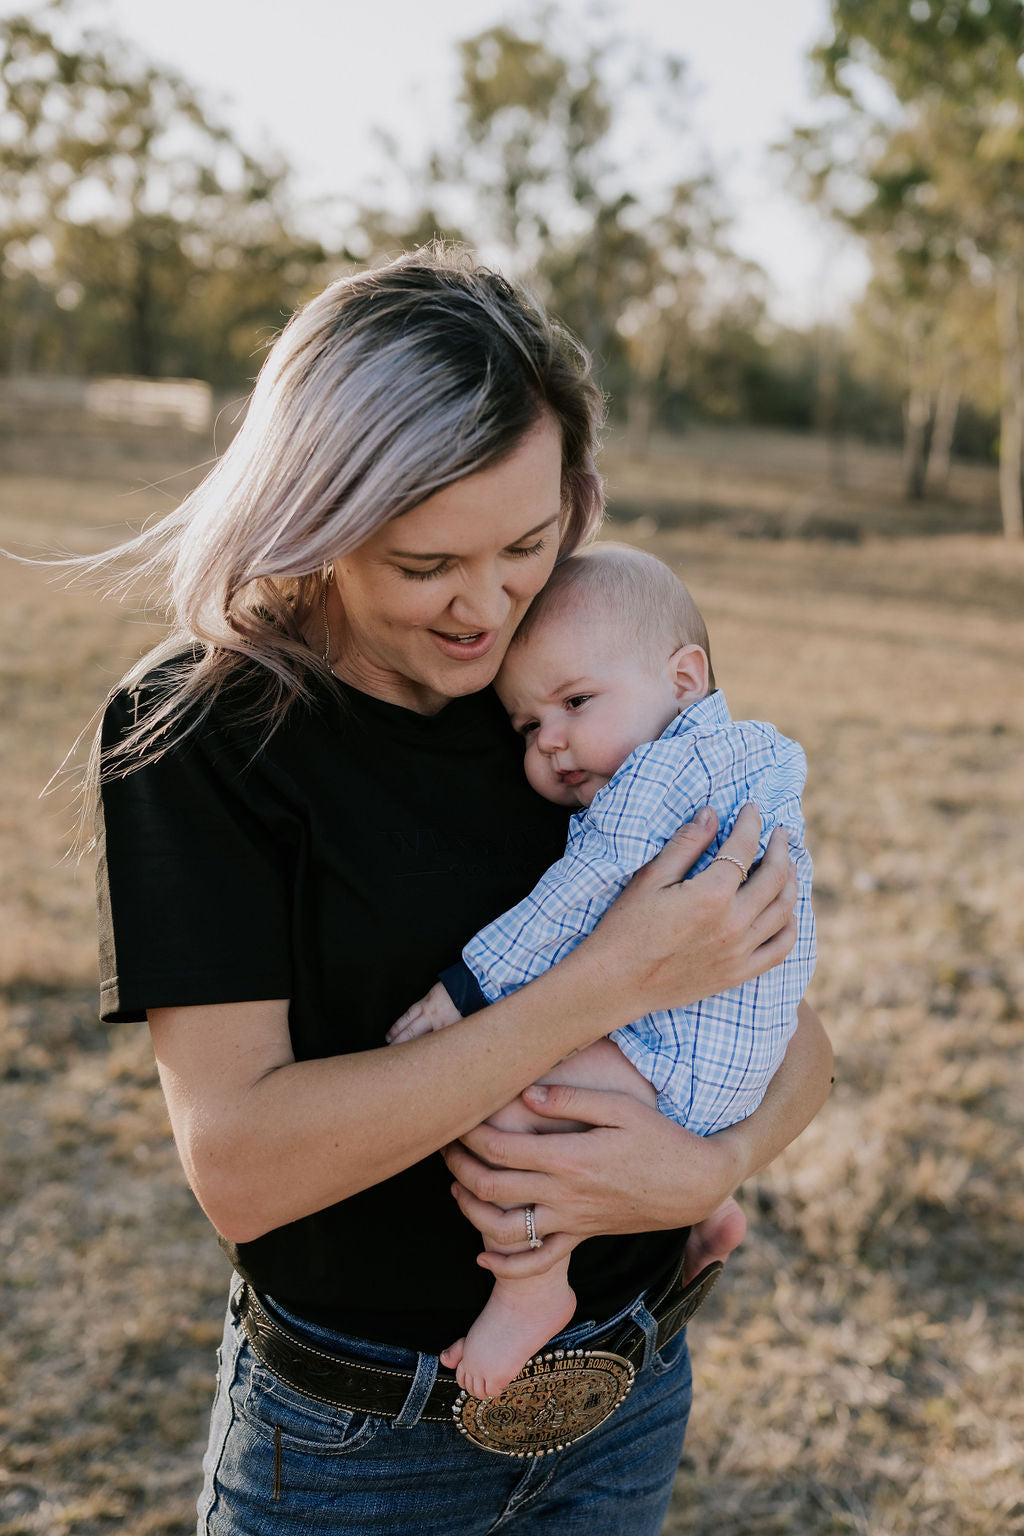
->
xmin=5 ymin=0 xmax=869 ymax=323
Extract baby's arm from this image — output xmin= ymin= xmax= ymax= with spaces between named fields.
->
xmin=386 ymin=981 xmax=461 ymax=1043
xmin=464 ymin=738 xmax=713 ymax=1001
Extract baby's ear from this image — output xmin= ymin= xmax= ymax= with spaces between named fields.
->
xmin=668 ymin=644 xmax=709 ymax=705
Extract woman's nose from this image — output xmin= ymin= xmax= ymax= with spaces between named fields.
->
xmin=449 ymin=571 xmax=511 ymax=633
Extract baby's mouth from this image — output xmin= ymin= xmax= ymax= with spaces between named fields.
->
xmin=557 ymin=769 xmax=587 ymax=786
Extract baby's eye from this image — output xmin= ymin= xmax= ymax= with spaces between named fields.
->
xmin=518 ymin=720 xmax=539 ymax=738
xmin=565 ymin=695 xmax=591 ymax=711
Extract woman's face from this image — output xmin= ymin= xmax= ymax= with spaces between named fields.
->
xmin=327 ymin=415 xmax=564 ymax=713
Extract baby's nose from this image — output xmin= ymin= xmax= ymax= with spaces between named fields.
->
xmin=537 ymin=720 xmax=567 ymax=753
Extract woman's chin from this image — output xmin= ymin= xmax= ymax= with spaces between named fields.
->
xmin=422 ymin=634 xmax=518 ymax=698
xmin=406 ymin=653 xmax=505 ymax=708
xmin=437 ymin=660 xmax=504 ymax=698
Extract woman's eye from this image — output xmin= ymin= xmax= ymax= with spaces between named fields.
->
xmin=398 ymin=560 xmax=452 ymax=581
xmin=506 ymin=537 xmax=547 ymax=560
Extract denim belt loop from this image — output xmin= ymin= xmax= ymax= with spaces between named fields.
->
xmin=630 ymin=1298 xmax=659 ymax=1374
xmin=392 ymin=1350 xmax=439 ymax=1428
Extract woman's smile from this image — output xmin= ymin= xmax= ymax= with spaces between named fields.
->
xmin=428 ymin=628 xmax=498 ymax=660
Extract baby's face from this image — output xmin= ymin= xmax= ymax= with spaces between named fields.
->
xmin=496 ymin=613 xmax=683 ymax=808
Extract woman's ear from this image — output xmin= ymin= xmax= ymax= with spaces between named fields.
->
xmin=668 ymin=644 xmax=710 ymax=706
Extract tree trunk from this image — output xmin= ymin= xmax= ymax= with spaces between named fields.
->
xmin=624 ymin=322 xmax=666 ymax=462
xmin=901 ymin=321 xmax=930 ymax=501
xmin=926 ymin=365 xmax=960 ymax=495
xmin=995 ymin=264 xmax=1024 ymax=541
xmin=625 ymin=382 xmax=655 ymax=460
xmin=902 ymin=387 xmax=931 ymax=499
xmin=129 ymin=236 xmax=159 ymax=377
xmin=815 ymin=325 xmax=845 ymax=490
xmin=6 ymin=276 xmax=42 ymax=375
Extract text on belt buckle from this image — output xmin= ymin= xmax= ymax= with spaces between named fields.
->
xmin=452 ymin=1348 xmax=635 ymax=1457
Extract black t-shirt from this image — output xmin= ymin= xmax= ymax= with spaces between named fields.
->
xmin=97 ymin=665 xmax=689 ymax=1350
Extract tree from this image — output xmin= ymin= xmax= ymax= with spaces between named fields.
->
xmin=351 ymin=15 xmax=755 ymax=452
xmin=794 ymin=0 xmax=1024 ymax=536
xmin=0 ymin=3 xmax=333 ymax=381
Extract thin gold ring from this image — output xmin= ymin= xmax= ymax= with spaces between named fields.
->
xmin=712 ymin=853 xmax=749 ymax=882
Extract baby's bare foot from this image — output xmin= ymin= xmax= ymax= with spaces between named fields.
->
xmin=444 ymin=1276 xmax=576 ymax=1400
xmin=683 ymin=1195 xmax=747 ymax=1282
xmin=440 ymin=1337 xmax=466 ymax=1373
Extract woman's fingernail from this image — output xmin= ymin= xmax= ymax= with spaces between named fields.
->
xmin=695 ymin=806 xmax=713 ymax=826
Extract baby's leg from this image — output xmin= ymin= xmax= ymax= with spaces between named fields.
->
xmin=538 ymin=1035 xmax=659 ymax=1111
xmin=443 ymin=1040 xmax=656 ymax=1398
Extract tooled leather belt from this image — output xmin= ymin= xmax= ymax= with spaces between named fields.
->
xmin=231 ymin=1258 xmax=723 ymax=1457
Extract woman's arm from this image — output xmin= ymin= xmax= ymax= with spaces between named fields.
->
xmin=440 ymin=1000 xmax=833 ymax=1278
xmin=149 ymin=806 xmax=796 ymax=1243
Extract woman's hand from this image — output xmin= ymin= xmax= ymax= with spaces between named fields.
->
xmin=443 ymin=1085 xmax=743 ymax=1279
xmin=587 ymin=804 xmax=798 ymax=1021
xmin=442 ymin=1001 xmax=832 ymax=1279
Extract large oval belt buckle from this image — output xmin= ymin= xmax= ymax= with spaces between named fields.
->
xmin=453 ymin=1348 xmax=635 ymax=1457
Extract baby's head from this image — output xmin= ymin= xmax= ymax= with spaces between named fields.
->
xmin=497 ymin=544 xmax=714 ymax=808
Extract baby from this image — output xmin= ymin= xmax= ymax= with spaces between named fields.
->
xmin=388 ymin=543 xmax=816 ymax=1399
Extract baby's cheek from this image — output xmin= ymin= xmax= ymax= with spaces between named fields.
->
xmin=523 ymin=746 xmax=552 ymax=797
xmin=524 ymin=747 xmax=572 ymax=807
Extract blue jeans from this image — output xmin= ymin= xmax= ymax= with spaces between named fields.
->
xmin=198 ymin=1275 xmax=694 ymax=1534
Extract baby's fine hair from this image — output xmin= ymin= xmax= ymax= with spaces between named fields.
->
xmin=512 ymin=543 xmax=716 ymax=690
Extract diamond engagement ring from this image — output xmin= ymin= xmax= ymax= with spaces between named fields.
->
xmin=524 ymin=1206 xmax=543 ymax=1249
xmin=712 ymin=853 xmax=750 ymax=882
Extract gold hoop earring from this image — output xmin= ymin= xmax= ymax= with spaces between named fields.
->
xmin=321 ymin=564 xmax=334 ymax=666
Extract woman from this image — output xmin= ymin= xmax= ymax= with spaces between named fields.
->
xmin=93 ymin=246 xmax=832 ymax=1534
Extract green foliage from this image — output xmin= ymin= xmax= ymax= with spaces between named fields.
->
xmin=351 ymin=12 xmax=777 ymax=444
xmin=785 ymin=0 xmax=1024 ymax=512
xmin=3 ymin=0 xmax=993 ymax=458
xmin=818 ymin=0 xmax=1024 ymax=104
xmin=816 ymin=0 xmax=1024 ymax=249
xmin=0 ymin=2 xmax=334 ymax=382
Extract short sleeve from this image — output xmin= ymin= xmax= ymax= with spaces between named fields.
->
xmin=96 ymin=689 xmax=292 ymax=1024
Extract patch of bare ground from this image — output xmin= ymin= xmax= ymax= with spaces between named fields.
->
xmin=0 ymin=990 xmax=224 ymax=1536
xmin=2 ymin=427 xmax=1021 ymax=1533
xmin=603 ymin=423 xmax=1004 ymax=539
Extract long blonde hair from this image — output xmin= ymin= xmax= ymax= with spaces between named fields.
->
xmin=75 ymin=244 xmax=605 ymax=804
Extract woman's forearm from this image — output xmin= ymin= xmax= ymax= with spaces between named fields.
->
xmin=441 ymin=999 xmax=833 ymax=1266
xmin=152 ymin=947 xmax=640 ymax=1244
xmin=709 ymin=1000 xmax=833 ymax=1190
xmin=151 ymin=808 xmax=799 ymax=1244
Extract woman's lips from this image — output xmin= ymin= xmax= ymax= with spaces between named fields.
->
xmin=429 ymin=629 xmax=498 ymax=661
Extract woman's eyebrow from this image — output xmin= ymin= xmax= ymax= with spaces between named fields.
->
xmin=387 ymin=516 xmax=558 ymax=560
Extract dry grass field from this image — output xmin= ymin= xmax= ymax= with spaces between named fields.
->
xmin=1 ymin=421 xmax=1021 ymax=1535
